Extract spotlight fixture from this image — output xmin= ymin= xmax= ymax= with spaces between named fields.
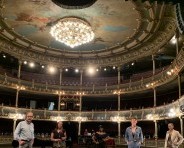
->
xmin=88 ymin=67 xmax=95 ymax=75
xmin=29 ymin=62 xmax=35 ymax=68
xmin=50 ymin=17 xmax=94 ymax=48
xmin=75 ymin=69 xmax=79 ymax=73
xmin=48 ymin=66 xmax=56 ymax=74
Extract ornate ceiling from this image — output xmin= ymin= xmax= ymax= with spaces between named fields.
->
xmin=0 ymin=0 xmax=176 ymax=68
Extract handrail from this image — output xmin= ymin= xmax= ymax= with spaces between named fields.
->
xmin=0 ymin=49 xmax=184 ymax=95
xmin=0 ymin=95 xmax=183 ymax=122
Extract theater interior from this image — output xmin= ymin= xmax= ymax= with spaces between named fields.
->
xmin=0 ymin=0 xmax=184 ymax=147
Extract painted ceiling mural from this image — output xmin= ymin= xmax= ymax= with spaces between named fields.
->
xmin=3 ymin=0 xmax=139 ymax=51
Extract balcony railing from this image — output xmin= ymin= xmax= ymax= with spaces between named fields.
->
xmin=0 ymin=95 xmax=183 ymax=122
xmin=0 ymin=49 xmax=184 ymax=95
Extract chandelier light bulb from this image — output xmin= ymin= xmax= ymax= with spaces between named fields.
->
xmin=50 ymin=17 xmax=94 ymax=48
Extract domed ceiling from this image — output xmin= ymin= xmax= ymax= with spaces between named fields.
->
xmin=3 ymin=0 xmax=139 ymax=51
xmin=0 ymin=0 xmax=176 ymax=67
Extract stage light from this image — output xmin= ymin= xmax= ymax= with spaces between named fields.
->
xmin=88 ymin=67 xmax=95 ymax=75
xmin=23 ymin=61 xmax=27 ymax=65
xmin=48 ymin=66 xmax=56 ymax=74
xmin=65 ymin=68 xmax=68 ymax=72
xmin=41 ymin=65 xmax=45 ymax=69
xmin=75 ymin=69 xmax=79 ymax=73
xmin=29 ymin=62 xmax=35 ymax=68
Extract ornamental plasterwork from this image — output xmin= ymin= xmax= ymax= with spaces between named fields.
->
xmin=0 ymin=2 xmax=176 ymax=67
xmin=0 ymin=49 xmax=183 ymax=95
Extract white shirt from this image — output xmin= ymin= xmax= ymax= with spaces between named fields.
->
xmin=14 ymin=120 xmax=34 ymax=141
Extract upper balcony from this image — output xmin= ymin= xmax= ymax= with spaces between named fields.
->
xmin=0 ymin=49 xmax=183 ymax=96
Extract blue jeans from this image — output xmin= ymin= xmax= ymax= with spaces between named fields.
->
xmin=128 ymin=141 xmax=141 ymax=148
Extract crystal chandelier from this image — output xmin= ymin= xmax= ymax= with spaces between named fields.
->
xmin=50 ymin=17 xmax=95 ymax=48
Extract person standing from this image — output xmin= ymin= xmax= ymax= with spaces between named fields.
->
xmin=164 ymin=123 xmax=183 ymax=148
xmin=14 ymin=112 xmax=34 ymax=148
xmin=51 ymin=121 xmax=67 ymax=148
xmin=125 ymin=117 xmax=143 ymax=148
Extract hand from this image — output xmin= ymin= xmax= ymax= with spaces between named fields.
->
xmin=127 ymin=141 xmax=130 ymax=145
xmin=55 ymin=139 xmax=61 ymax=142
xmin=19 ymin=140 xmax=25 ymax=145
xmin=31 ymin=139 xmax=34 ymax=145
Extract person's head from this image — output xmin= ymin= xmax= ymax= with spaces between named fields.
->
xmin=25 ymin=112 xmax=33 ymax=123
xmin=56 ymin=121 xmax=63 ymax=129
xmin=99 ymin=125 xmax=104 ymax=132
xmin=131 ymin=117 xmax=137 ymax=127
xmin=168 ymin=123 xmax=174 ymax=130
xmin=85 ymin=129 xmax=88 ymax=132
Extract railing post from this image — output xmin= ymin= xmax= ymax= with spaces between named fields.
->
xmin=15 ymin=89 xmax=19 ymax=108
xmin=78 ymin=121 xmax=81 ymax=136
xmin=13 ymin=119 xmax=17 ymax=135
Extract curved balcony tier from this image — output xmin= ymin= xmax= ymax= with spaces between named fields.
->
xmin=0 ymin=49 xmax=183 ymax=95
xmin=0 ymin=95 xmax=183 ymax=122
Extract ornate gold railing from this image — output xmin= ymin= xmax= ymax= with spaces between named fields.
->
xmin=0 ymin=96 xmax=183 ymax=122
xmin=0 ymin=49 xmax=184 ymax=95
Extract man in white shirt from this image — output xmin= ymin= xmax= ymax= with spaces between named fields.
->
xmin=164 ymin=123 xmax=183 ymax=148
xmin=14 ymin=112 xmax=35 ymax=148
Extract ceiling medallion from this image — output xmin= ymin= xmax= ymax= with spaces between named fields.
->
xmin=52 ymin=0 xmax=97 ymax=9
xmin=50 ymin=17 xmax=95 ymax=48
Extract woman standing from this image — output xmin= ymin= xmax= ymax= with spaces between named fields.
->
xmin=51 ymin=121 xmax=67 ymax=148
xmin=164 ymin=123 xmax=183 ymax=148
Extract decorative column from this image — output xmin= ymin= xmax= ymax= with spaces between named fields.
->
xmin=179 ymin=116 xmax=183 ymax=136
xmin=117 ymin=66 xmax=121 ymax=88
xmin=154 ymin=120 xmax=158 ymax=138
xmin=152 ymin=55 xmax=155 ymax=75
xmin=178 ymin=74 xmax=181 ymax=98
xmin=15 ymin=89 xmax=19 ymax=107
xmin=58 ymin=95 xmax=61 ymax=111
xmin=79 ymin=95 xmax=82 ymax=112
xmin=153 ymin=88 xmax=157 ymax=107
xmin=59 ymin=68 xmax=63 ymax=86
xmin=118 ymin=94 xmax=121 ymax=111
xmin=13 ymin=119 xmax=17 ymax=134
xmin=17 ymin=60 xmax=22 ymax=79
xmin=118 ymin=121 xmax=121 ymax=144
xmin=80 ymin=70 xmax=83 ymax=89
xmin=78 ymin=121 xmax=81 ymax=135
